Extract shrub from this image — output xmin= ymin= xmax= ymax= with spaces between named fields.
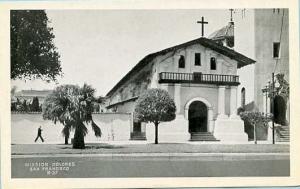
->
xmin=134 ymin=88 xmax=176 ymax=144
xmin=240 ymin=111 xmax=272 ymax=144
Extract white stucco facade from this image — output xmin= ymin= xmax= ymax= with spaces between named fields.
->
xmin=106 ymin=37 xmax=253 ymax=143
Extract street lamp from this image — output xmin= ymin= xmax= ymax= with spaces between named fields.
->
xmin=262 ymin=73 xmax=280 ymax=144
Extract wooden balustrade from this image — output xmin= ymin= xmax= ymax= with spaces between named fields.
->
xmin=158 ymin=72 xmax=239 ymax=86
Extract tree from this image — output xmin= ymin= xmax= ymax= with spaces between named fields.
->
xmin=42 ymin=84 xmax=102 ymax=148
xmin=240 ymin=111 xmax=272 ymax=144
xmin=31 ymin=97 xmax=40 ymax=112
xmin=94 ymin=104 xmax=100 ymax=113
xmin=21 ymin=100 xmax=28 ymax=112
xmin=11 ymin=86 xmax=17 ymax=96
xmin=11 ymin=86 xmax=18 ymax=111
xmin=11 ymin=10 xmax=62 ymax=82
xmin=95 ymin=96 xmax=106 ymax=104
xmin=134 ymin=89 xmax=176 ymax=144
xmin=62 ymin=122 xmax=72 ymax=145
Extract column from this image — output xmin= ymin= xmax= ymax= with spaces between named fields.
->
xmin=262 ymin=93 xmax=267 ymax=114
xmin=217 ymin=85 xmax=227 ymax=119
xmin=130 ymin=113 xmax=134 ymax=133
xmin=174 ymin=84 xmax=181 ymax=113
xmin=230 ymin=86 xmax=239 ymax=119
xmin=207 ymin=107 xmax=214 ymax=132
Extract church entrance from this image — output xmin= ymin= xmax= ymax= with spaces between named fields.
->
xmin=188 ymin=101 xmax=208 ymax=133
xmin=273 ymin=95 xmax=287 ymax=125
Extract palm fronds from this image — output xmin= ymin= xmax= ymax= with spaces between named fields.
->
xmin=42 ymin=83 xmax=102 ymax=148
xmin=91 ymin=120 xmax=102 ymax=137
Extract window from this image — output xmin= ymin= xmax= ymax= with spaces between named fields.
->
xmin=195 ymin=53 xmax=201 ymax=66
xmin=210 ymin=57 xmax=216 ymax=70
xmin=273 ymin=42 xmax=280 ymax=58
xmin=178 ymin=55 xmax=185 ymax=68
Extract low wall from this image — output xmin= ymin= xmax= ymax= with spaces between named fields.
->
xmin=144 ymin=115 xmax=190 ymax=143
xmin=11 ymin=112 xmax=131 ymax=144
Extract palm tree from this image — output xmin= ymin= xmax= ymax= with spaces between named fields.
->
xmin=42 ymin=84 xmax=102 ymax=149
xmin=62 ymin=121 xmax=72 ymax=145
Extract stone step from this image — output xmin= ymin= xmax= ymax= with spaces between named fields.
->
xmin=130 ymin=136 xmax=147 ymax=140
xmin=280 ymin=135 xmax=290 ymax=138
xmin=278 ymin=137 xmax=290 ymax=139
xmin=279 ymin=131 xmax=289 ymax=134
xmin=279 ymin=128 xmax=290 ymax=131
xmin=191 ymin=132 xmax=212 ymax=134
xmin=279 ymin=134 xmax=290 ymax=137
xmin=277 ymin=139 xmax=290 ymax=142
xmin=280 ymin=132 xmax=290 ymax=135
xmin=279 ymin=127 xmax=289 ymax=130
xmin=190 ymin=136 xmax=217 ymax=139
xmin=130 ymin=132 xmax=147 ymax=141
xmin=190 ymin=132 xmax=219 ymax=141
xmin=279 ymin=137 xmax=290 ymax=140
xmin=277 ymin=126 xmax=290 ymax=142
xmin=191 ymin=133 xmax=216 ymax=136
xmin=191 ymin=138 xmax=218 ymax=140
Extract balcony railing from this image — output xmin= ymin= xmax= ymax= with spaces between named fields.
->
xmin=159 ymin=72 xmax=240 ymax=86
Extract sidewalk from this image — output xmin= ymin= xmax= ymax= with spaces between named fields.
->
xmin=11 ymin=143 xmax=290 ymax=156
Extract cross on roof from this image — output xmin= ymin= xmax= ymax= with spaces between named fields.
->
xmin=197 ymin=16 xmax=208 ymax=37
xmin=229 ymin=9 xmax=234 ymax=21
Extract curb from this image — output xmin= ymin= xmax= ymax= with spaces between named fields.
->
xmin=11 ymin=152 xmax=290 ymax=161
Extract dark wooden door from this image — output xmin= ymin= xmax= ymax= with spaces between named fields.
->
xmin=193 ymin=72 xmax=202 ymax=82
xmin=133 ymin=122 xmax=142 ymax=132
xmin=273 ymin=95 xmax=287 ymax=125
xmin=188 ymin=101 xmax=208 ymax=132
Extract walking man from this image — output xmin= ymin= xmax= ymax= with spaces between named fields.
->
xmin=34 ymin=126 xmax=44 ymax=142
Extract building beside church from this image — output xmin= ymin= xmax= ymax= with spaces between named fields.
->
xmin=231 ymin=9 xmax=289 ymax=142
xmin=254 ymin=10 xmax=289 ymax=114
xmin=13 ymin=89 xmax=52 ymax=104
xmin=106 ymin=36 xmax=255 ymax=142
xmin=253 ymin=9 xmax=289 ymax=142
xmin=207 ymin=9 xmax=289 ymax=142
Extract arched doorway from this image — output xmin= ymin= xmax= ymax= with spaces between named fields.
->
xmin=273 ymin=95 xmax=287 ymax=125
xmin=188 ymin=101 xmax=208 ymax=132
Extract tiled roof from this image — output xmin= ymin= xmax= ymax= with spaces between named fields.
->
xmin=106 ymin=37 xmax=255 ymax=97
xmin=209 ymin=22 xmax=234 ymax=40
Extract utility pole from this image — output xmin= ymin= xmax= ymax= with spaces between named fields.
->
xmin=272 ymin=72 xmax=275 ymax=144
xmin=262 ymin=74 xmax=276 ymax=144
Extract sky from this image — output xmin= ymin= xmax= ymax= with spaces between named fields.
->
xmin=11 ymin=9 xmax=254 ymax=97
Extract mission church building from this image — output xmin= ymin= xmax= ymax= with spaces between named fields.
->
xmin=106 ymin=17 xmax=255 ymax=143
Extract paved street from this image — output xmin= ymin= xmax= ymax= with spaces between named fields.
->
xmin=11 ymin=143 xmax=290 ymax=178
xmin=12 ymin=153 xmax=290 ymax=178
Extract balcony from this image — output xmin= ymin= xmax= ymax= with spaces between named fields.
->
xmin=159 ymin=72 xmax=240 ymax=86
